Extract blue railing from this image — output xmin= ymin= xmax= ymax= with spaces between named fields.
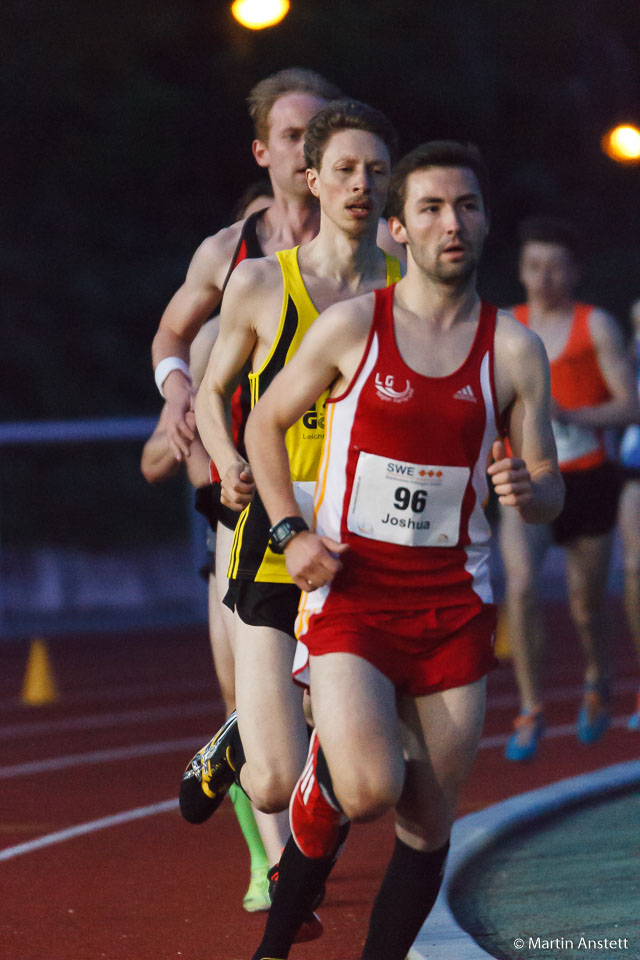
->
xmin=0 ymin=417 xmax=158 ymax=446
xmin=0 ymin=417 xmax=208 ymax=638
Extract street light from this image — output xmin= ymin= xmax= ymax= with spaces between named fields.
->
xmin=601 ymin=124 xmax=640 ymax=164
xmin=231 ymin=0 xmax=290 ymax=30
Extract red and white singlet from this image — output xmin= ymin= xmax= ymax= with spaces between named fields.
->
xmin=293 ymin=286 xmax=504 ymax=694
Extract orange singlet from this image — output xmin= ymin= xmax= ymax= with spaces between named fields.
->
xmin=512 ymin=303 xmax=611 ymax=472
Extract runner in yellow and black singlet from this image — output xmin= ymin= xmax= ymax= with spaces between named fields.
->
xmin=189 ymin=101 xmax=402 ymax=839
xmin=227 ymin=245 xmax=401 ymax=587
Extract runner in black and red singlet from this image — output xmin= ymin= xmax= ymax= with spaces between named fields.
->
xmin=148 ymin=68 xmax=342 ymax=920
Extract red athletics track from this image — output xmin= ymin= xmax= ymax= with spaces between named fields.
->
xmin=1 ymin=596 xmax=638 ymax=960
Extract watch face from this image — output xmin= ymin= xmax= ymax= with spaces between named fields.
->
xmin=269 ymin=519 xmax=292 ymax=553
xmin=273 ymin=520 xmax=291 ymax=544
xmin=270 ymin=517 xmax=307 ymax=553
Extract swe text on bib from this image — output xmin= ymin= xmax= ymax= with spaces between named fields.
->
xmin=347 ymin=451 xmax=470 ymax=547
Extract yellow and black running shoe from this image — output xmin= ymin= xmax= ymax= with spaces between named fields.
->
xmin=179 ymin=711 xmax=243 ymax=824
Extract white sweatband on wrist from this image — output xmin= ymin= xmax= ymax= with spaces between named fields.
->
xmin=154 ymin=357 xmax=192 ymax=397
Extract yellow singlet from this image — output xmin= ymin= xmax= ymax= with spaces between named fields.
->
xmin=228 ymin=246 xmax=401 ymax=583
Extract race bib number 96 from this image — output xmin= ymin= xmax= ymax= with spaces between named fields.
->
xmin=347 ymin=451 xmax=470 ymax=547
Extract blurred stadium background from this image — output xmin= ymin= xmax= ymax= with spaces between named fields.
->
xmin=2 ymin=0 xmax=638 ymax=637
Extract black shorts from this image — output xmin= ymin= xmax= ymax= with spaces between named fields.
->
xmin=619 ymin=464 xmax=640 ymax=483
xmin=199 ymin=526 xmax=217 ymax=582
xmin=223 ymin=579 xmax=301 ymax=636
xmin=199 ymin=549 xmax=214 ymax=582
xmin=551 ymin=461 xmax=620 ymax=545
xmin=194 ymin=483 xmax=240 ymax=532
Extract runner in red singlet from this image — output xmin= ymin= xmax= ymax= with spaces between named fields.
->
xmin=500 ymin=218 xmax=640 ymax=761
xmin=241 ymin=142 xmax=564 ymax=960
xmin=290 ymin=289 xmax=501 ymax=695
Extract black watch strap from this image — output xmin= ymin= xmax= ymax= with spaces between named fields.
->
xmin=269 ymin=516 xmax=309 ymax=554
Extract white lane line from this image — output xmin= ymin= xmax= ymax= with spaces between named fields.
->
xmin=0 ymin=798 xmax=178 ymax=862
xmin=0 ymin=711 xmax=634 ymax=782
xmin=1 ymin=680 xmax=635 ymax=743
xmin=0 ymin=701 xmax=220 ymax=741
xmin=0 ymin=737 xmax=205 ymax=779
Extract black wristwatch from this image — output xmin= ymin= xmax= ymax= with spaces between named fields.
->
xmin=269 ymin=516 xmax=309 ymax=554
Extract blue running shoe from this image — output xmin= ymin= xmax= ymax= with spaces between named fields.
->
xmin=505 ymin=708 xmax=545 ymax=762
xmin=628 ymin=690 xmax=640 ymax=731
xmin=577 ymin=684 xmax=610 ymax=744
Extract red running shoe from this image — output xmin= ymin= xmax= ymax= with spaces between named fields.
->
xmin=289 ymin=729 xmax=347 ymax=859
xmin=294 ymin=912 xmax=323 ymax=943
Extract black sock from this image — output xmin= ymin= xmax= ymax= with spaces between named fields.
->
xmin=251 ymin=822 xmax=350 ymax=960
xmin=360 ymin=836 xmax=450 ymax=960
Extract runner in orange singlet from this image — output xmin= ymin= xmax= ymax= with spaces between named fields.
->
xmin=500 ymin=217 xmax=640 ymax=761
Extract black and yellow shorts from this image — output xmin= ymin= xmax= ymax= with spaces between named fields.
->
xmin=223 ymin=579 xmax=301 ymax=637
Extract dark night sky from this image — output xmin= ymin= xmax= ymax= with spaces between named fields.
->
xmin=3 ymin=0 xmax=640 ymax=421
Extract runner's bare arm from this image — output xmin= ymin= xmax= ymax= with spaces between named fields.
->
xmin=490 ymin=314 xmax=565 ymax=524
xmin=140 ymin=408 xmax=210 ymax=487
xmin=151 ymin=225 xmax=242 ymax=460
xmin=140 ymin=406 xmax=182 ymax=483
xmin=182 ymin=434 xmax=213 ymax=488
xmin=555 ymin=310 xmax=640 ymax=428
xmin=189 ymin=317 xmax=220 ymax=390
xmin=194 ymin=258 xmax=279 ymax=510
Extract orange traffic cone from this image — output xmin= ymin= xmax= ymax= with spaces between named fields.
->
xmin=21 ymin=637 xmax=59 ymax=705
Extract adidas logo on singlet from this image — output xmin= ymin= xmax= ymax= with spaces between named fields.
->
xmin=453 ymin=384 xmax=477 ymax=402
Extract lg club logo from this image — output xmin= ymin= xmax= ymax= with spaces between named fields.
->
xmin=375 ymin=373 xmax=414 ymax=403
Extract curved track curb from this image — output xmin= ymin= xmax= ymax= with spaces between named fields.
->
xmin=408 ymin=759 xmax=640 ymax=960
